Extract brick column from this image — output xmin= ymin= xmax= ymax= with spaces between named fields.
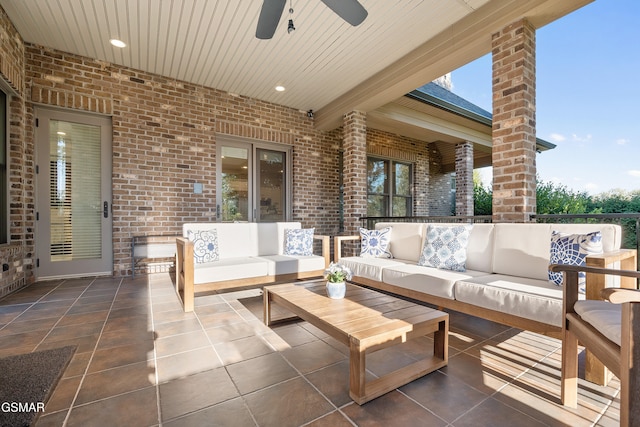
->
xmin=342 ymin=111 xmax=367 ymax=236
xmin=455 ymin=141 xmax=474 ymax=216
xmin=491 ymin=19 xmax=537 ymax=223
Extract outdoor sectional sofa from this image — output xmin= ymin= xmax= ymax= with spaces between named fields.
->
xmin=335 ymin=222 xmax=637 ymax=338
xmin=176 ymin=222 xmax=330 ymax=312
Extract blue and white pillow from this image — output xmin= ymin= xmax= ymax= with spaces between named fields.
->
xmin=284 ymin=228 xmax=314 ymax=256
xmin=188 ymin=229 xmax=219 ymax=263
xmin=359 ymin=227 xmax=392 ymax=258
xmin=549 ymin=231 xmax=603 ymax=287
xmin=418 ymin=224 xmax=472 ymax=272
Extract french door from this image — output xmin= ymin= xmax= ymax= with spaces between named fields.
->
xmin=35 ymin=108 xmax=113 ymax=279
xmin=216 ymin=136 xmax=291 ymax=222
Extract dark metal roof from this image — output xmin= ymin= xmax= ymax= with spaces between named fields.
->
xmin=409 ymin=82 xmax=556 ymax=151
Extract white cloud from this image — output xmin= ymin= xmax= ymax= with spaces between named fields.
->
xmin=548 ymin=133 xmax=566 ymax=142
xmin=617 ymin=138 xmax=630 ymax=145
xmin=571 ymin=133 xmax=592 ymax=142
xmin=584 ymin=182 xmax=599 ymax=192
xmin=628 ymin=170 xmax=640 ymax=178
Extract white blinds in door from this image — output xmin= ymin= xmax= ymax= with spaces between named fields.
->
xmin=49 ymin=120 xmax=102 ymax=261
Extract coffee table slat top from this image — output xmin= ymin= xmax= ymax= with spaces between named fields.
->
xmin=264 ymin=281 xmax=446 ymax=341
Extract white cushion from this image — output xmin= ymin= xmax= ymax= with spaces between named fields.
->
xmin=192 ymin=257 xmax=269 ymax=284
xmin=257 ymin=222 xmax=301 ymax=255
xmin=257 ymin=255 xmax=325 ymax=276
xmin=338 ymin=256 xmax=406 ymax=281
xmin=574 ymin=300 xmax=622 ymax=346
xmin=382 ymin=264 xmax=488 ymax=300
xmin=492 ymin=223 xmax=622 ymax=281
xmin=183 ymin=223 xmax=259 ymax=258
xmin=454 ymin=274 xmax=582 ymax=327
xmin=464 ymin=223 xmax=494 ymax=273
xmin=375 ymin=222 xmax=425 ymax=262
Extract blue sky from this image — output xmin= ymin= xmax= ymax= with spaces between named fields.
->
xmin=450 ymin=0 xmax=639 ymax=195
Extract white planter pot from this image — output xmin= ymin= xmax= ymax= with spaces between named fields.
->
xmin=326 ymin=281 xmax=346 ymax=299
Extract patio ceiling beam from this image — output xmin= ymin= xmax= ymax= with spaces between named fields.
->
xmin=313 ymin=0 xmax=594 ymax=131
xmin=368 ymin=104 xmax=492 ymax=147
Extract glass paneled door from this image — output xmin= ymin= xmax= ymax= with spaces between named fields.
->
xmin=35 ymin=108 xmax=113 ymax=279
xmin=217 ymin=137 xmax=290 ymax=222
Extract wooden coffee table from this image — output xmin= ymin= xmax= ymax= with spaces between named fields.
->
xmin=263 ymin=280 xmax=448 ymax=405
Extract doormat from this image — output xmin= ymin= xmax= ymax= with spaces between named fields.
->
xmin=0 ymin=345 xmax=76 ymax=427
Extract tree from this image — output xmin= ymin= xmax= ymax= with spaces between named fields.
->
xmin=535 ymin=178 xmax=590 ymax=214
xmin=473 ymin=171 xmax=492 ymax=215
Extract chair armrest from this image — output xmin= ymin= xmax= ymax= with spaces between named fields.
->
xmin=550 ymin=263 xmax=640 ymax=316
xmin=586 ymin=249 xmax=638 ymax=299
xmin=313 ymin=235 xmax=331 ymax=268
xmin=602 ymin=288 xmax=640 ymax=304
xmin=333 ymin=235 xmax=360 ymax=262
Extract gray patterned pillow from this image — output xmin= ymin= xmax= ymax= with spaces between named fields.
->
xmin=284 ymin=228 xmax=314 ymax=256
xmin=187 ymin=229 xmax=220 ymax=263
xmin=418 ymin=224 xmax=472 ymax=272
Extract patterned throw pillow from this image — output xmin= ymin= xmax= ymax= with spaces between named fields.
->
xmin=418 ymin=224 xmax=472 ymax=272
xmin=359 ymin=227 xmax=392 ymax=258
xmin=187 ymin=229 xmax=219 ymax=263
xmin=548 ymin=231 xmax=603 ymax=287
xmin=284 ymin=228 xmax=314 ymax=256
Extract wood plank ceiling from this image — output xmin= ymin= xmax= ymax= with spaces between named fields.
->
xmin=1 ymin=0 xmax=592 ymax=164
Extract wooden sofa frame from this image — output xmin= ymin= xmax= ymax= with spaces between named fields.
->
xmin=334 ymin=235 xmax=637 ymax=339
xmin=176 ymin=235 xmax=330 ymax=312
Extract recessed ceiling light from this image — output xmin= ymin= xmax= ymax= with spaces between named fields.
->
xmin=110 ymin=39 xmax=126 ymax=48
xmin=275 ymin=85 xmax=285 ymax=92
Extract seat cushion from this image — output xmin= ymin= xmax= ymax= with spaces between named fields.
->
xmin=574 ymin=300 xmax=622 ymax=346
xmin=193 ymin=257 xmax=269 ymax=285
xmin=382 ymin=264 xmax=488 ymax=300
xmin=338 ymin=256 xmax=406 ymax=282
xmin=454 ymin=274 xmax=579 ymax=327
xmin=257 ymin=255 xmax=325 ymax=276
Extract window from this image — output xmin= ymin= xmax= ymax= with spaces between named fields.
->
xmin=367 ymin=157 xmax=412 ymax=217
xmin=0 ymin=88 xmax=7 ymax=244
xmin=216 ymin=136 xmax=292 ymax=222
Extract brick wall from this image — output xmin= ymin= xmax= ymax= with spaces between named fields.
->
xmin=25 ymin=45 xmax=342 ymax=276
xmin=455 ymin=141 xmax=474 ymax=216
xmin=427 ymin=144 xmax=453 ymax=215
xmin=0 ymin=6 xmax=29 ymax=297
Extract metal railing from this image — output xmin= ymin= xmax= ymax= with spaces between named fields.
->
xmin=360 ymin=213 xmax=640 ymax=269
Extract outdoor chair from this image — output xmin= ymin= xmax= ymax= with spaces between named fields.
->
xmin=550 ymin=264 xmax=640 ymax=426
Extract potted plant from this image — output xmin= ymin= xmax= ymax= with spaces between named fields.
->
xmin=324 ymin=262 xmax=353 ymax=299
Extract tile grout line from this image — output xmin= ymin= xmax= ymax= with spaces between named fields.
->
xmin=60 ymin=277 xmax=125 ymax=427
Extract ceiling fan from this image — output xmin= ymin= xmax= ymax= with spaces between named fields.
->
xmin=256 ymin=0 xmax=368 ymax=39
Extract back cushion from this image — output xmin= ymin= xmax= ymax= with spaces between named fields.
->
xmin=375 ymin=222 xmax=425 ymax=262
xmin=257 ymin=222 xmax=301 ymax=255
xmin=492 ymin=223 xmax=622 ymax=280
xmin=465 ymin=223 xmax=495 ymax=272
xmin=183 ymin=223 xmax=259 ymax=258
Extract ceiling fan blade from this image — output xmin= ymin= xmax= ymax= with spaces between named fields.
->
xmin=256 ymin=0 xmax=286 ymax=39
xmin=320 ymin=0 xmax=368 ymax=26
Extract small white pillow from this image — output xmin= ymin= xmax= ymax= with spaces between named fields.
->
xmin=418 ymin=224 xmax=472 ymax=272
xmin=284 ymin=228 xmax=314 ymax=256
xmin=187 ymin=229 xmax=220 ymax=263
xmin=359 ymin=227 xmax=392 ymax=258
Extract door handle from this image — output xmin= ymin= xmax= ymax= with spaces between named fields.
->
xmin=103 ymin=201 xmax=109 ymax=218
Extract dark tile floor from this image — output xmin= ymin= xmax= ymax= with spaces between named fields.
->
xmin=0 ymin=273 xmax=621 ymax=426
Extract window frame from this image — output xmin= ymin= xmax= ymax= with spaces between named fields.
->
xmin=366 ymin=156 xmax=413 ymax=217
xmin=0 ymin=83 xmax=10 ymax=245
